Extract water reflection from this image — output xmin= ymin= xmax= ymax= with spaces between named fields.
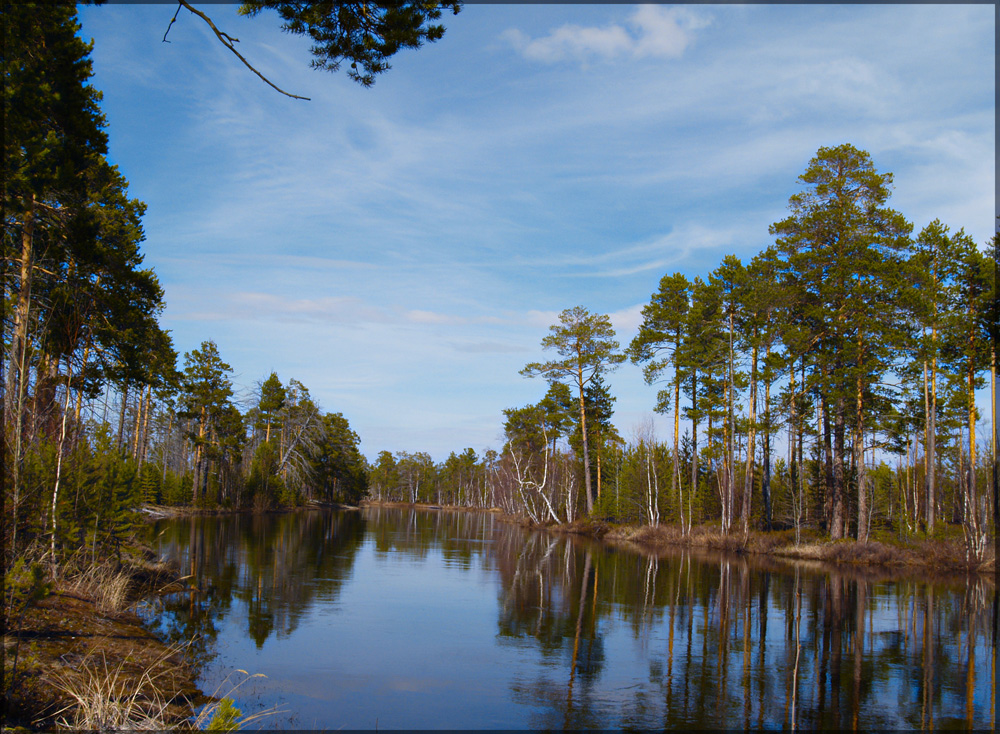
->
xmin=146 ymin=511 xmax=366 ymax=664
xmin=144 ymin=508 xmax=996 ymax=730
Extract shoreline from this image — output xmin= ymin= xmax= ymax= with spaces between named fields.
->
xmin=360 ymin=499 xmax=996 ymax=577
xmin=2 ymin=552 xmax=202 ymax=731
xmin=11 ymin=500 xmax=984 ymax=728
xmin=144 ymin=498 xmax=996 ymax=576
xmin=141 ymin=499 xmax=995 ymax=577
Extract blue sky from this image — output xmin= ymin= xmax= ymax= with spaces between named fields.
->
xmin=77 ymin=3 xmax=995 ymax=462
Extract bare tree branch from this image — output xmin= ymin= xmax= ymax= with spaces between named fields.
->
xmin=166 ymin=1 xmax=311 ymax=101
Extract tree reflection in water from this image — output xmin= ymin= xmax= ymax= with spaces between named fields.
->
xmin=493 ymin=525 xmax=995 ymax=730
xmin=142 ymin=508 xmax=995 ymax=730
xmin=145 ymin=511 xmax=367 ymax=667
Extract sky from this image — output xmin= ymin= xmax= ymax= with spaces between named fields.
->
xmin=76 ymin=3 xmax=995 ymax=462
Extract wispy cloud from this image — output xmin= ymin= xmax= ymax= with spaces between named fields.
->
xmin=81 ymin=4 xmax=994 ymax=460
xmin=502 ymin=6 xmax=710 ymax=65
xmin=450 ymin=340 xmax=529 ymax=355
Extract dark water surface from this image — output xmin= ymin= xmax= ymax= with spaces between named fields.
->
xmin=143 ymin=507 xmax=996 ymax=730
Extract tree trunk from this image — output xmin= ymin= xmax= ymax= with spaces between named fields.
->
xmin=50 ymin=357 xmax=74 ymax=572
xmin=992 ymin=344 xmax=998 ymax=528
xmin=762 ymin=363 xmax=772 ymax=531
xmin=832 ymin=395 xmax=847 ymax=540
xmin=192 ymin=406 xmax=206 ymax=503
xmin=855 ymin=333 xmax=869 ymax=543
xmin=576 ymin=363 xmax=593 ymax=516
xmin=117 ymin=381 xmax=130 ymax=451
xmin=741 ymin=343 xmax=759 ymax=535
xmin=673 ymin=373 xmax=682 ymax=527
xmin=9 ymin=195 xmax=37 ymax=555
xmin=926 ymin=350 xmax=937 ymax=532
xmin=690 ymin=370 xmax=698 ymax=530
xmin=132 ymin=385 xmax=145 ymax=460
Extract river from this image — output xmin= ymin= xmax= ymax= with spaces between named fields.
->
xmin=143 ymin=506 xmax=996 ymax=730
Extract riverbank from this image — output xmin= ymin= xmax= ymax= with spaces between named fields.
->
xmin=2 ymin=550 xmax=201 ymax=731
xmin=551 ymin=518 xmax=996 ymax=575
xmin=140 ymin=499 xmax=361 ymax=520
xmin=360 ymin=500 xmax=996 ymax=575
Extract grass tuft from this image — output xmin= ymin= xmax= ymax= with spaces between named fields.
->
xmin=50 ymin=650 xmax=176 ymax=731
xmin=64 ymin=561 xmax=133 ymax=613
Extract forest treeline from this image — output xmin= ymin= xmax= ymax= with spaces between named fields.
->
xmin=374 ymin=147 xmax=997 ymax=564
xmin=4 ymin=6 xmax=996 ymax=579
xmin=3 ymin=6 xmax=367 ymax=573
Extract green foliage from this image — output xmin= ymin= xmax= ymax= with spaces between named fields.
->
xmin=248 ymin=441 xmax=282 ymax=509
xmin=522 ymin=306 xmax=626 ymax=516
xmin=162 ymin=470 xmax=190 ymax=506
xmin=138 ymin=463 xmax=161 ymax=504
xmin=86 ymin=425 xmax=141 ymax=556
xmin=311 ymin=412 xmax=369 ymax=504
xmin=238 ymin=1 xmax=462 ymax=87
xmin=206 ymin=697 xmax=242 ymax=731
xmin=3 ymin=558 xmax=51 ymax=623
xmin=3 ymin=557 xmax=51 ymax=685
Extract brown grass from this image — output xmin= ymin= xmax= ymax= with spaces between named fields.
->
xmin=773 ymin=540 xmax=901 ymax=565
xmin=576 ymin=519 xmax=994 ymax=574
xmin=64 ymin=562 xmax=133 ymax=613
xmin=50 ymin=649 xmax=177 ymax=731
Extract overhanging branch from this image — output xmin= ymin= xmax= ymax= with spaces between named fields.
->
xmin=164 ymin=1 xmax=311 ymax=101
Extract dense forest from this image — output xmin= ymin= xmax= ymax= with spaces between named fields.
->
xmin=3 ymin=6 xmax=368 ymax=576
xmin=3 ymin=4 xmax=996 ymax=586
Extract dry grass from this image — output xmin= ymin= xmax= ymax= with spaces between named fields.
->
xmin=50 ymin=652 xmax=281 ymax=731
xmin=773 ymin=539 xmax=905 ymax=566
xmin=64 ymin=561 xmax=133 ymax=613
xmin=619 ymin=524 xmax=685 ymax=545
xmin=50 ymin=649 xmax=179 ymax=731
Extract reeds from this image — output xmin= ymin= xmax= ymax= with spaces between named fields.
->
xmin=51 ymin=651 xmax=280 ymax=731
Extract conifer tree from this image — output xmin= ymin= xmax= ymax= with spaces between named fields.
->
xmin=180 ymin=341 xmax=235 ymax=504
xmin=770 ymin=144 xmax=912 ymax=539
xmin=628 ymin=272 xmax=690 ymax=526
xmin=522 ymin=307 xmax=625 ymax=516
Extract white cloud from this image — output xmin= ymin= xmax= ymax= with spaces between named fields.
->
xmin=405 ymin=309 xmax=462 ymax=325
xmin=502 ymin=6 xmax=709 ymax=65
xmin=609 ymin=303 xmax=646 ymax=336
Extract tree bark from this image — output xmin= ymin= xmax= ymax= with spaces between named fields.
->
xmin=50 ymin=357 xmax=74 ymax=572
xmin=741 ymin=343 xmax=759 ymax=535
xmin=832 ymin=395 xmax=847 ymax=540
xmin=576 ymin=361 xmax=593 ymax=516
xmin=690 ymin=370 xmax=698 ymax=529
xmin=674 ymin=374 xmax=683 ymax=532
xmin=762 ymin=359 xmax=772 ymax=531
xmin=9 ymin=194 xmax=37 ymax=554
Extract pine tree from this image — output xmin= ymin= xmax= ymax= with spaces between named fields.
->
xmin=629 ymin=272 xmax=690 ymax=528
xmin=770 ymin=144 xmax=912 ymax=539
xmin=179 ymin=341 xmax=235 ymax=504
xmin=522 ymin=307 xmax=625 ymax=516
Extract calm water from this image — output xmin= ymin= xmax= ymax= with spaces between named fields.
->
xmin=143 ymin=507 xmax=997 ymax=730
